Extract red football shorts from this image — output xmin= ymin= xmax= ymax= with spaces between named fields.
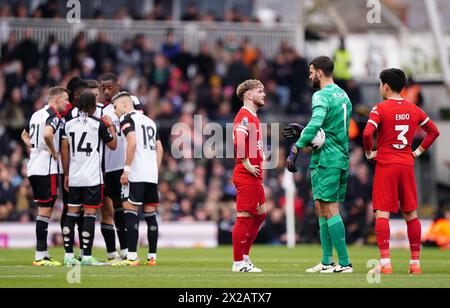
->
xmin=373 ymin=164 xmax=418 ymax=213
xmin=234 ymin=181 xmax=266 ymax=216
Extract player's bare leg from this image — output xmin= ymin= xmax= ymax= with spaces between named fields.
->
xmin=143 ymin=204 xmax=158 ymax=266
xmin=113 ymin=201 xmax=140 ymax=266
xmin=306 ymin=201 xmax=335 ymax=273
xmin=80 ymin=207 xmax=105 ymax=266
xmin=100 ymin=199 xmax=118 ymax=261
xmin=370 ymin=210 xmax=394 ymax=275
xmin=404 ymin=210 xmax=422 ymax=275
xmin=33 ymin=204 xmax=61 ymax=266
xmin=319 ymin=202 xmax=353 ymax=273
xmin=242 ymin=204 xmax=266 ymax=272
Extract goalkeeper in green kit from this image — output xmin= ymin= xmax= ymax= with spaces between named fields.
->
xmin=283 ymin=56 xmax=353 ymax=273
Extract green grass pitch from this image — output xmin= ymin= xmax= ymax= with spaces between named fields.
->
xmin=1 ymin=245 xmax=450 ymax=288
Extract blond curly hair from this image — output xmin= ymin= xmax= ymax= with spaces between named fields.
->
xmin=236 ymin=79 xmax=263 ymax=101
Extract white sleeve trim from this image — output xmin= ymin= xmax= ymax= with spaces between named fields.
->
xmin=420 ymin=117 xmax=430 ymax=127
xmin=236 ymin=128 xmax=249 ymax=135
xmin=368 ymin=120 xmax=378 ymax=128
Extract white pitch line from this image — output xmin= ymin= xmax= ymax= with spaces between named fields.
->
xmin=0 ymin=275 xmax=55 ymax=279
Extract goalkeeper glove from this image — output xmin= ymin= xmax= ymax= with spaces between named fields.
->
xmin=283 ymin=123 xmax=304 ymax=141
xmin=286 ymin=145 xmax=299 ymax=173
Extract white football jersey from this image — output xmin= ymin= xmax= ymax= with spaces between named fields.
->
xmin=120 ymin=111 xmax=159 ymax=184
xmin=58 ymin=104 xmax=79 ymax=174
xmin=96 ymin=96 xmax=143 ymax=173
xmin=63 ymin=114 xmax=114 ymax=187
xmin=26 ymin=105 xmax=61 ymax=177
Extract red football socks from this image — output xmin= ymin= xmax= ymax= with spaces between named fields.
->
xmin=232 ymin=217 xmax=252 ymax=262
xmin=243 ymin=213 xmax=267 ymax=256
xmin=407 ymin=218 xmax=422 ymax=261
xmin=375 ymin=217 xmax=391 ymax=259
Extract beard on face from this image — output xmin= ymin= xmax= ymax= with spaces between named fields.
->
xmin=254 ymin=96 xmax=265 ymax=107
xmin=311 ymin=76 xmax=321 ymax=90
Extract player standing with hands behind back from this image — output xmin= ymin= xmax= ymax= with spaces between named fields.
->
xmin=364 ymin=69 xmax=440 ymax=275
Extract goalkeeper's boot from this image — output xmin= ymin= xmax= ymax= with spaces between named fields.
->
xmin=321 ymin=264 xmax=353 ymax=274
xmin=369 ymin=262 xmax=393 ymax=275
xmin=32 ymin=257 xmax=62 ymax=267
xmin=305 ymin=263 xmax=334 ymax=273
xmin=408 ymin=263 xmax=422 ymax=275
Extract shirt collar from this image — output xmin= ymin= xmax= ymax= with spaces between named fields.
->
xmin=242 ymin=106 xmax=257 ymax=117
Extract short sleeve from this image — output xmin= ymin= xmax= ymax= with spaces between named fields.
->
xmin=120 ymin=115 xmax=135 ymax=136
xmin=99 ymin=121 xmax=114 ymax=143
xmin=46 ymin=115 xmax=60 ymax=133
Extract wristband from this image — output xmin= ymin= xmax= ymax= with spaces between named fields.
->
xmin=414 ymin=148 xmax=423 ymax=158
xmin=124 ymin=165 xmax=131 ymax=172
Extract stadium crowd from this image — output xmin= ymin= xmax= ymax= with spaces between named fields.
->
xmin=0 ymin=2 xmax=374 ymax=246
xmin=0 ymin=1 xmax=279 ymax=23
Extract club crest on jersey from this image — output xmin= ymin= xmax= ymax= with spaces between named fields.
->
xmin=52 ymin=117 xmax=59 ymax=128
xmin=241 ymin=117 xmax=249 ymax=127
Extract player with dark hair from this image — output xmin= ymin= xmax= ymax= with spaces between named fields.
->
xmin=364 ymin=68 xmax=440 ymax=275
xmin=22 ymin=87 xmax=69 ymax=266
xmin=111 ymin=92 xmax=163 ymax=266
xmin=285 ymin=56 xmax=353 ymax=274
xmin=97 ymin=74 xmax=146 ymax=261
xmin=59 ymin=77 xmax=89 ymax=259
xmin=61 ymin=90 xmax=117 ymax=266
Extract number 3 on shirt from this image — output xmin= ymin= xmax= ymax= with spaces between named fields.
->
xmin=395 ymin=125 xmax=409 ymax=146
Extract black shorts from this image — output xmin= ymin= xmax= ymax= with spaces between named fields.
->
xmin=122 ymin=182 xmax=159 ymax=206
xmin=104 ymin=170 xmax=123 ymax=200
xmin=29 ymin=175 xmax=57 ymax=207
xmin=68 ymin=185 xmax=104 ymax=209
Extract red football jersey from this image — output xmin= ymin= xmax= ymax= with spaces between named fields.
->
xmin=232 ymin=107 xmax=264 ymax=184
xmin=367 ymin=98 xmax=429 ymax=166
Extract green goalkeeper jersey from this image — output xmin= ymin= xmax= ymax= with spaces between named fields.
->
xmin=296 ymin=83 xmax=352 ymax=170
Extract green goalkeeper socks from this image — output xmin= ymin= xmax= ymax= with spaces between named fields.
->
xmin=319 ymin=217 xmax=334 ymax=265
xmin=327 ymin=215 xmax=350 ymax=267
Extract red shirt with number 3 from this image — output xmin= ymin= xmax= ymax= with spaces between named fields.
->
xmin=367 ymin=98 xmax=430 ymax=166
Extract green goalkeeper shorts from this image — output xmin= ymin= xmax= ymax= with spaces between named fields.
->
xmin=311 ymin=167 xmax=348 ymax=203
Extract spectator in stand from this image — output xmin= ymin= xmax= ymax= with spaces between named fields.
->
xmin=401 ymin=77 xmax=424 ymax=107
xmin=116 ymin=38 xmax=141 ymax=74
xmin=89 ymin=32 xmax=116 ymax=76
xmin=181 ymin=3 xmax=200 ymax=21
xmin=15 ymin=28 xmax=39 ymax=74
xmin=161 ymin=30 xmax=182 ymax=62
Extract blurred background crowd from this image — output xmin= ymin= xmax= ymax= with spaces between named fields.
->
xmin=0 ymin=0 xmax=444 ymax=246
